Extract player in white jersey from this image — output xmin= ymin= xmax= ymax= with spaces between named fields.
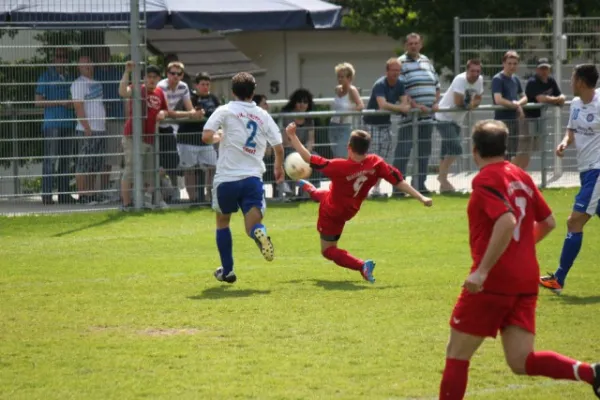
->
xmin=541 ymin=64 xmax=600 ymax=294
xmin=202 ymin=72 xmax=285 ymax=283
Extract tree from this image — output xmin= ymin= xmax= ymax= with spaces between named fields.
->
xmin=333 ymin=0 xmax=600 ymax=74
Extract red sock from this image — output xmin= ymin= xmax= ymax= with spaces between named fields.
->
xmin=439 ymin=358 xmax=469 ymax=400
xmin=526 ymin=351 xmax=594 ymax=385
xmin=308 ymin=188 xmax=327 ymax=202
xmin=322 ymin=247 xmax=363 ymax=270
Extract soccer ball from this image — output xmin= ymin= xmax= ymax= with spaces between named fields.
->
xmin=284 ymin=152 xmax=312 ymax=180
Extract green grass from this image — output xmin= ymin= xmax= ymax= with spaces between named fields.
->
xmin=1 ymin=189 xmax=599 ymax=400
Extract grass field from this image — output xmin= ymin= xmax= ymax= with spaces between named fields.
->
xmin=1 ymin=189 xmax=599 ymax=400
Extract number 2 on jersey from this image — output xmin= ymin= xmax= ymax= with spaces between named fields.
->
xmin=245 ymin=120 xmax=258 ymax=148
xmin=512 ymin=196 xmax=527 ymax=242
xmin=353 ymin=175 xmax=368 ymax=197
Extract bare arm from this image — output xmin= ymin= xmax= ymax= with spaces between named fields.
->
xmin=394 ymin=180 xmax=432 ymax=206
xmin=476 ymin=213 xmax=517 ymax=276
xmin=535 ymin=94 xmax=566 ymax=105
xmin=350 ymin=86 xmax=364 ymax=110
xmin=285 ymin=123 xmax=312 ymax=163
xmin=453 ymin=92 xmax=465 ymax=107
xmin=517 ymin=93 xmax=528 ymax=106
xmin=73 ymin=101 xmax=91 ymax=133
xmin=306 ymin=129 xmax=315 ymax=152
xmin=493 ymin=93 xmax=519 ymax=109
xmin=471 ymin=94 xmax=482 ymax=109
xmin=118 ymin=70 xmax=132 ymax=98
xmin=534 ymin=215 xmax=556 ymax=243
xmin=201 ymin=129 xmax=221 ymax=145
xmin=376 ymin=96 xmax=410 ymax=114
xmin=272 ymin=143 xmax=284 ymax=170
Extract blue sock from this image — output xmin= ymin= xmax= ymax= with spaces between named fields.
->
xmin=250 ymin=223 xmax=266 ymax=240
xmin=555 ymin=232 xmax=583 ymax=287
xmin=216 ymin=228 xmax=233 ymax=274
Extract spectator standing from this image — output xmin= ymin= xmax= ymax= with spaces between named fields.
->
xmin=363 ymin=58 xmax=410 ymax=197
xmin=434 ymin=59 xmax=484 ymax=192
xmin=71 ymin=54 xmax=106 ymax=205
xmin=118 ymin=62 xmax=173 ymax=210
xmin=35 ymin=48 xmax=76 ymax=205
xmin=491 ymin=50 xmax=528 ymax=168
xmin=157 ymin=61 xmax=202 ymax=200
xmin=176 ymin=72 xmax=220 ymax=204
xmin=523 ymin=57 xmax=566 ymax=169
xmin=281 ymin=89 xmax=317 ymax=197
xmin=330 ymin=62 xmax=364 ymax=158
xmin=94 ymin=46 xmax=125 ymax=202
xmin=395 ymin=32 xmax=441 ymax=194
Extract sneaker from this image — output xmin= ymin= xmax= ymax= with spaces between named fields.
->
xmin=592 ymin=363 xmax=600 ymax=399
xmin=157 ymin=200 xmax=169 ymax=210
xmin=540 ymin=272 xmax=563 ymax=294
xmin=253 ymin=226 xmax=274 ymax=262
xmin=120 ymin=204 xmax=133 ymax=212
xmin=361 ymin=260 xmax=376 ymax=283
xmin=214 ymin=266 xmax=237 ymax=284
xmin=143 ymin=202 xmax=155 ymax=210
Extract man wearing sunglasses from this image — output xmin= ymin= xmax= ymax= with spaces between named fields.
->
xmin=157 ymin=61 xmax=203 ymax=200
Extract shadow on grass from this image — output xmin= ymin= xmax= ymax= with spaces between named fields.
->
xmin=311 ymin=279 xmax=398 ymax=291
xmin=52 ymin=211 xmax=135 ymax=237
xmin=188 ymin=286 xmax=271 ymax=300
xmin=553 ymin=294 xmax=600 ymax=305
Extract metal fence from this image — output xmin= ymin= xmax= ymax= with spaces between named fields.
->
xmin=0 ymin=1 xmax=147 ymax=214
xmin=0 ymin=100 xmax=579 ymax=215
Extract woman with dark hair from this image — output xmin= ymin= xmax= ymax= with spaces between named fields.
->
xmin=280 ymin=89 xmax=317 ymax=198
xmin=252 ymin=94 xmax=269 ymax=111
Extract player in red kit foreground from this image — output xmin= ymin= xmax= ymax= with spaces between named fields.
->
xmin=285 ymin=123 xmax=432 ymax=283
xmin=439 ymin=120 xmax=600 ymax=400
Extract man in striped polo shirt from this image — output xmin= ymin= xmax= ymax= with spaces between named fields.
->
xmin=393 ymin=32 xmax=440 ymax=194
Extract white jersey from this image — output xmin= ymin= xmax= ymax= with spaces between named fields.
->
xmin=567 ymin=90 xmax=600 ymax=171
xmin=205 ymin=101 xmax=283 ymax=184
xmin=435 ymin=72 xmax=484 ymax=124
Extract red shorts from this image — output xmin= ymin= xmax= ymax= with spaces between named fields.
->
xmin=449 ymin=290 xmax=537 ymax=338
xmin=317 ymin=213 xmax=346 ymax=238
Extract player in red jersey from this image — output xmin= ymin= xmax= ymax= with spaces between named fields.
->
xmin=439 ymin=120 xmax=600 ymax=400
xmin=285 ymin=122 xmax=432 ymax=283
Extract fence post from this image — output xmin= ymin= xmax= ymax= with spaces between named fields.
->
xmin=454 ymin=17 xmax=460 ymax=76
xmin=540 ymin=106 xmax=548 ymax=189
xmin=411 ymin=110 xmax=420 ymax=191
xmin=154 ymin=126 xmax=160 ymax=205
xmin=9 ymin=103 xmax=20 ymax=196
xmin=130 ymin=0 xmax=144 ymax=210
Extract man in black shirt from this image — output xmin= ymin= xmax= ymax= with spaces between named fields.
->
xmin=177 ymin=72 xmax=220 ymax=203
xmin=524 ymin=57 xmax=566 ymax=168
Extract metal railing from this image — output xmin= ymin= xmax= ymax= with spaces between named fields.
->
xmin=0 ymin=102 xmax=577 ymax=215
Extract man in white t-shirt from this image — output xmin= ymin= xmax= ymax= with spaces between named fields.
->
xmin=202 ymin=72 xmax=285 ymax=284
xmin=435 ymin=59 xmax=484 ymax=192
xmin=71 ymin=54 xmax=107 ymax=205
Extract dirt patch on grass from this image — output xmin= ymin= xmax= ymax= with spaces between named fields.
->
xmin=136 ymin=328 xmax=201 ymax=336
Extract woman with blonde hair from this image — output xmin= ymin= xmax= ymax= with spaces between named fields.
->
xmin=329 ymin=62 xmax=364 ymax=158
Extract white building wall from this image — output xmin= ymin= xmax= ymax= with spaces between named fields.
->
xmin=226 ymin=30 xmax=400 ymax=100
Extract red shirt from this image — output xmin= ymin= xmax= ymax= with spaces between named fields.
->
xmin=310 ymin=154 xmax=403 ymax=220
xmin=123 ymin=85 xmax=168 ymax=144
xmin=467 ymin=161 xmax=552 ymax=295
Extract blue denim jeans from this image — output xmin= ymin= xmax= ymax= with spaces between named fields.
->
xmin=393 ymin=120 xmax=434 ymax=191
xmin=42 ymin=127 xmax=76 ymax=199
xmin=328 ymin=123 xmax=352 ymax=158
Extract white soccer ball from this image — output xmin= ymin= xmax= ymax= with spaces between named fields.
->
xmin=284 ymin=152 xmax=312 ymax=181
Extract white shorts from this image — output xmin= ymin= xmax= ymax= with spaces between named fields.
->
xmin=177 ymin=144 xmax=217 ymax=168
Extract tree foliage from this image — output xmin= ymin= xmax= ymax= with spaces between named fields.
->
xmin=333 ymin=0 xmax=600 ymax=74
